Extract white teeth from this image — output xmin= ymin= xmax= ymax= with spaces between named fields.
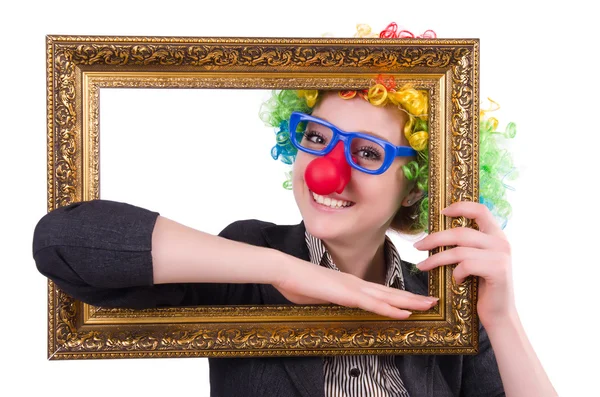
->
xmin=311 ymin=192 xmax=353 ymax=208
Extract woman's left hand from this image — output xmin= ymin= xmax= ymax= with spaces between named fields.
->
xmin=412 ymin=201 xmax=517 ymax=330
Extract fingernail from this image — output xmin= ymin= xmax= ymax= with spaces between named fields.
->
xmin=426 ymin=297 xmax=439 ymax=304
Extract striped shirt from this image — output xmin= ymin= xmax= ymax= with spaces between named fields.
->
xmin=305 ymin=231 xmax=411 ymax=397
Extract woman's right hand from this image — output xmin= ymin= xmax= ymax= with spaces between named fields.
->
xmin=272 ymin=256 xmax=438 ymax=319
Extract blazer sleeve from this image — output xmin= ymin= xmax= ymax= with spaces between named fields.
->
xmin=32 ymin=199 xmax=259 ymax=309
xmin=460 ymin=322 xmax=506 ymax=397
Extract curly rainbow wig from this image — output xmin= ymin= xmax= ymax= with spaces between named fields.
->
xmin=259 ymin=24 xmax=517 ymax=234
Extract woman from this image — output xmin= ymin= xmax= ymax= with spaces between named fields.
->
xmin=32 ymin=27 xmax=556 ymax=397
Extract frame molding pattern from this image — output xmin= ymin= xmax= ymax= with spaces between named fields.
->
xmin=46 ymin=36 xmax=479 ymax=359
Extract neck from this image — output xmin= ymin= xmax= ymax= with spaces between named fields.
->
xmin=321 ymin=228 xmax=388 ymax=285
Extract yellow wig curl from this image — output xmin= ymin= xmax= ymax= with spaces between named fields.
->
xmin=336 ymin=78 xmax=430 ymax=154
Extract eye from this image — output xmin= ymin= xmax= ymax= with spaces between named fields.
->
xmin=304 ymin=130 xmax=327 ymax=145
xmin=355 ymin=146 xmax=383 ymax=161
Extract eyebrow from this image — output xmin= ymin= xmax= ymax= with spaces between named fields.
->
xmin=309 ymin=114 xmax=389 ymax=141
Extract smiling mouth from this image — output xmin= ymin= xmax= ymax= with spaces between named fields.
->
xmin=311 ymin=191 xmax=355 ymax=209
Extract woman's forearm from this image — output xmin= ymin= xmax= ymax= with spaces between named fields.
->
xmin=151 ymin=215 xmax=284 ymax=285
xmin=484 ymin=311 xmax=557 ymax=397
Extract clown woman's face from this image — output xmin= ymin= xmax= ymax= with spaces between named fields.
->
xmin=292 ymin=92 xmax=416 ymax=242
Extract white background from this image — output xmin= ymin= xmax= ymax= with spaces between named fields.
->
xmin=2 ymin=1 xmax=598 ymax=396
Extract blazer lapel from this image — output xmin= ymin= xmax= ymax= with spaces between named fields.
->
xmin=261 ymin=221 xmax=309 ymax=259
xmin=260 ymin=221 xmax=310 ymax=304
xmin=260 ymin=222 xmax=326 ymax=397
xmin=399 ymin=259 xmax=430 ymax=296
xmin=395 ymin=260 xmax=434 ymax=396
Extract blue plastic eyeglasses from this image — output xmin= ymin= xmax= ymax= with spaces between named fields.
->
xmin=289 ymin=111 xmax=417 ymax=175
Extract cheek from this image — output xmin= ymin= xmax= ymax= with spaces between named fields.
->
xmin=292 ymin=152 xmax=313 ymax=177
xmin=351 ymin=173 xmax=383 ymax=197
xmin=358 ymin=173 xmax=405 ymax=203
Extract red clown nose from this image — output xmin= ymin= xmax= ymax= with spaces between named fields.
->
xmin=305 ymin=142 xmax=352 ymax=195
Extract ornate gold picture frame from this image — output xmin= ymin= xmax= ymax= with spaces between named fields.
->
xmin=46 ymin=35 xmax=480 ymax=359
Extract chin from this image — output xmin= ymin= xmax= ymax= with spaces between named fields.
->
xmin=303 ymin=217 xmax=349 ymax=242
xmin=295 ymin=189 xmax=347 ymax=238
xmin=301 ymin=200 xmax=362 ymax=238
xmin=303 ymin=215 xmax=335 ymax=234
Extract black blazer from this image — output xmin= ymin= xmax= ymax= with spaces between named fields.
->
xmin=33 ymin=200 xmax=505 ymax=397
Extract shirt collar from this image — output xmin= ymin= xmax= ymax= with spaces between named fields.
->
xmin=304 ymin=230 xmax=405 ymax=289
